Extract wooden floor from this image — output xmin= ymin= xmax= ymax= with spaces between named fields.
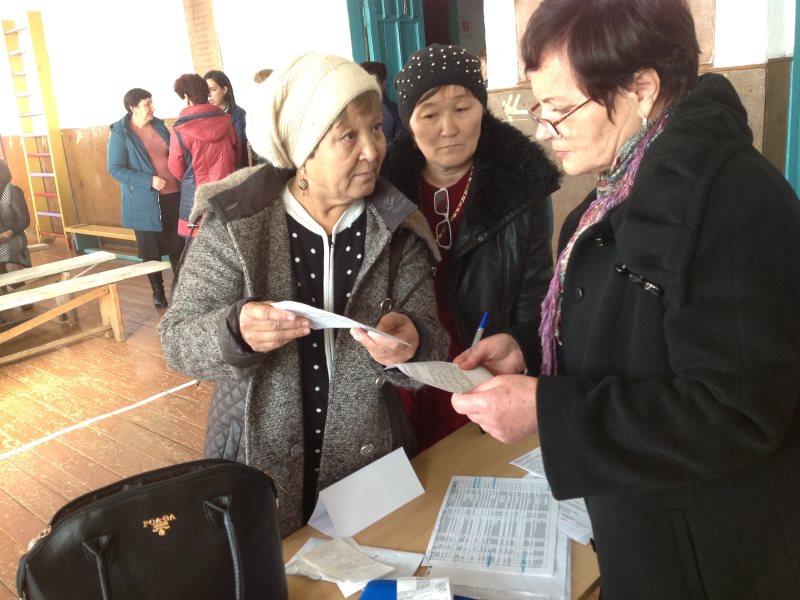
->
xmin=0 ymin=238 xmax=211 ymax=599
xmin=0 ymin=238 xmax=602 ymax=600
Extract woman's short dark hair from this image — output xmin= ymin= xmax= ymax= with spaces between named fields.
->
xmin=360 ymin=61 xmax=388 ymax=85
xmin=203 ymin=69 xmax=236 ymax=108
xmin=0 ymin=159 xmax=11 ymax=187
xmin=123 ymin=88 xmax=151 ymax=114
xmin=521 ymin=0 xmax=699 ymax=110
xmin=173 ymin=74 xmax=210 ymax=105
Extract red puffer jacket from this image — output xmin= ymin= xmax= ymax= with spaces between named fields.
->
xmin=169 ymin=104 xmax=238 ymax=237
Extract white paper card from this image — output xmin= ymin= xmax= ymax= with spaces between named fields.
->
xmin=386 ymin=361 xmax=493 ymax=393
xmin=272 ymin=300 xmax=410 ymax=345
xmin=308 ymin=448 xmax=424 ymax=538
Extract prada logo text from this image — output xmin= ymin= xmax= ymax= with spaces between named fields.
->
xmin=143 ymin=513 xmax=176 ymax=536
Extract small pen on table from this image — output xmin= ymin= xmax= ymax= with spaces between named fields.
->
xmin=471 ymin=311 xmax=489 ymax=350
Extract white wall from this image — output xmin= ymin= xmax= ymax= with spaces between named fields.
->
xmin=714 ymin=0 xmax=795 ymax=66
xmin=212 ymin=0 xmax=353 ymax=127
xmin=0 ymin=0 xmax=796 ymax=134
xmin=455 ymin=0 xmax=486 ymax=57
xmin=487 ymin=0 xmax=797 ymax=89
xmin=1 ymin=0 xmax=193 ymax=134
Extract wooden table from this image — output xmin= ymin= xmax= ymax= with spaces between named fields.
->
xmin=282 ymin=423 xmax=600 ymax=599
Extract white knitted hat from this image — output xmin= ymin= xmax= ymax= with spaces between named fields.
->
xmin=248 ymin=52 xmax=381 ymax=169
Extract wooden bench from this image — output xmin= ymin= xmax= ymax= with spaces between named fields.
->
xmin=63 ymin=224 xmax=140 ymax=261
xmin=0 ymin=251 xmax=117 ymax=323
xmin=0 ymin=260 xmax=169 ymax=365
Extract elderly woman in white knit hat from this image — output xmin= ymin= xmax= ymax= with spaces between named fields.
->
xmin=159 ymin=52 xmax=448 ymax=535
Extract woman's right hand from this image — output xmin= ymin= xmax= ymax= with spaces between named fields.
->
xmin=152 ymin=176 xmax=166 ymax=191
xmin=453 ymin=333 xmax=527 ymax=375
xmin=239 ymin=301 xmax=311 ymax=353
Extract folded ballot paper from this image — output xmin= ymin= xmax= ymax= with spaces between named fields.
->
xmin=286 ymin=537 xmax=425 ymax=597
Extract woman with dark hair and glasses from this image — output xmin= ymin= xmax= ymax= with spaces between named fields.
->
xmin=454 ymin=0 xmax=800 ymax=596
xmin=381 ymin=44 xmax=560 ymax=450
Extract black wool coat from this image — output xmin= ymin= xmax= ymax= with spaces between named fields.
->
xmin=382 ymin=113 xmax=560 ymax=367
xmin=538 ymin=74 xmax=800 ymax=598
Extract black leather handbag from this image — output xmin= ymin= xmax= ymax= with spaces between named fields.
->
xmin=16 ymin=459 xmax=288 ymax=600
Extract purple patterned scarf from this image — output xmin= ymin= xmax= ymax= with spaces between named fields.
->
xmin=539 ymin=110 xmax=671 ymax=375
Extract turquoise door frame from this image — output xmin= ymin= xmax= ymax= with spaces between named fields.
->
xmin=347 ymin=0 xmax=426 ymax=100
xmin=785 ymin=1 xmax=800 ymax=194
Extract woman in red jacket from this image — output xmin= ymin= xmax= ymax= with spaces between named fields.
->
xmin=168 ymin=74 xmax=238 ymax=241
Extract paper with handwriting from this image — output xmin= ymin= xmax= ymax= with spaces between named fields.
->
xmin=386 ymin=361 xmax=493 ymax=393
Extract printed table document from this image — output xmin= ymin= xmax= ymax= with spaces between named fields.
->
xmin=424 ymin=476 xmax=559 ymax=576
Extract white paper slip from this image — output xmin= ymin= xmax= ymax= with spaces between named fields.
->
xmin=513 ymin=450 xmax=593 ymax=545
xmin=300 ymin=537 xmax=393 ymax=584
xmin=397 ymin=577 xmax=452 ymax=600
xmin=308 ymin=448 xmax=424 ymax=538
xmin=510 ymin=447 xmax=546 ymax=478
xmin=386 ymin=361 xmax=493 ymax=393
xmin=272 ymin=300 xmax=411 ymax=346
xmin=285 ymin=537 xmax=425 ymax=598
xmin=556 ymin=498 xmax=593 ymax=545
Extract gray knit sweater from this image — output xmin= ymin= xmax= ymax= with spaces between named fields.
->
xmin=159 ymin=165 xmax=448 ymax=535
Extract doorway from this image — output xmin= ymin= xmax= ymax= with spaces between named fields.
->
xmin=347 ymin=0 xmax=486 ymax=100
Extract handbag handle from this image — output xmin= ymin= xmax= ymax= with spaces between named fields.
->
xmin=204 ymin=495 xmax=244 ymax=600
xmin=77 ymin=496 xmax=244 ymax=600
xmin=81 ymin=536 xmax=114 ymax=600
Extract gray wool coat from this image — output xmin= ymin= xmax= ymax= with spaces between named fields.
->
xmin=159 ymin=164 xmax=448 ymax=535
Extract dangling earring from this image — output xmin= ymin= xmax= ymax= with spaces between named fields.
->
xmin=640 ymin=114 xmax=649 ymax=132
xmin=298 ymin=166 xmax=309 ymax=196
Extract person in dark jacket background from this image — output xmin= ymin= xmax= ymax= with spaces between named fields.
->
xmin=204 ymin=69 xmax=249 ymax=169
xmin=108 ymin=88 xmax=183 ymax=308
xmin=381 ymin=44 xmax=560 ymax=450
xmin=0 ymin=159 xmax=31 ymax=278
xmin=453 ymin=0 xmax=800 ymax=597
xmin=360 ymin=61 xmax=401 ymax=142
xmin=168 ymin=74 xmax=238 ymax=241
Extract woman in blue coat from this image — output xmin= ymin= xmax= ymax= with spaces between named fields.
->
xmin=107 ymin=88 xmax=184 ymax=308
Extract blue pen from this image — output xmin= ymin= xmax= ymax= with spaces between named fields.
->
xmin=471 ymin=311 xmax=489 ymax=349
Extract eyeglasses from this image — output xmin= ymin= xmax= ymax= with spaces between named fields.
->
xmin=433 ymin=188 xmax=453 ymax=250
xmin=528 ymin=98 xmax=592 ymax=139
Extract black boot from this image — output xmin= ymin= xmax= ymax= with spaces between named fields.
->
xmin=149 ymin=273 xmax=168 ymax=309
xmin=152 ymin=283 xmax=168 ymax=309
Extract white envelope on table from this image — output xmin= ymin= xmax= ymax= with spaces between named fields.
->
xmin=308 ymin=448 xmax=424 ymax=538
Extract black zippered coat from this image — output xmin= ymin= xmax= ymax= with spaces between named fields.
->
xmin=382 ymin=113 xmax=560 ymax=369
xmin=538 ymin=73 xmax=800 ymax=599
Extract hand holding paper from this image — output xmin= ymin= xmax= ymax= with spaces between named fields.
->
xmin=351 ymin=311 xmax=419 ymax=366
xmin=239 ymin=301 xmax=311 ymax=353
